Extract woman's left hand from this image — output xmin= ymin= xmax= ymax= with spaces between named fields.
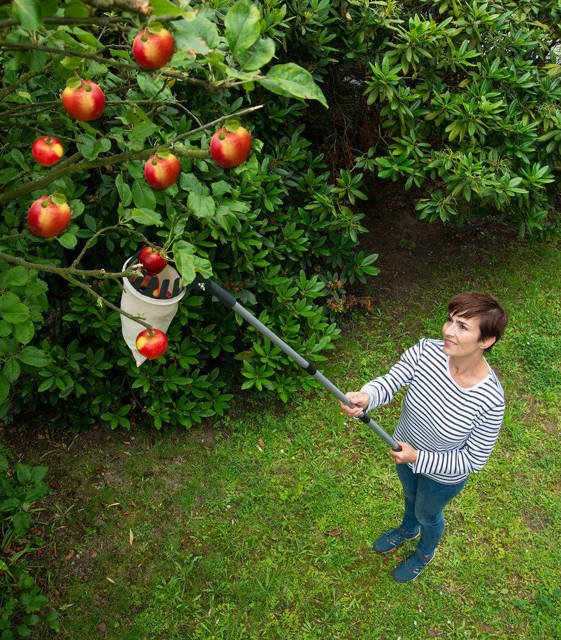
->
xmin=390 ymin=441 xmax=418 ymax=464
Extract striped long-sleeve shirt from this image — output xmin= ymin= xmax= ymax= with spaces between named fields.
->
xmin=360 ymin=338 xmax=505 ymax=484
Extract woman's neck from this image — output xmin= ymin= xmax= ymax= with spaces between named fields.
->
xmin=449 ymin=354 xmax=489 ymax=387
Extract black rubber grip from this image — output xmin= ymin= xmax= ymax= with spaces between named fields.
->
xmin=305 ymin=362 xmax=317 ymax=375
xmin=206 ymin=279 xmax=237 ymax=309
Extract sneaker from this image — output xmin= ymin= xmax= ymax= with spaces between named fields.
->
xmin=372 ymin=526 xmax=420 ymax=554
xmin=391 ymin=549 xmax=435 ymax=583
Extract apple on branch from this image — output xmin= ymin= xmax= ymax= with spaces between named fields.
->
xmin=32 ymin=136 xmax=64 ymax=167
xmin=62 ymin=79 xmax=105 ymax=122
xmin=144 ymin=151 xmax=180 ymax=189
xmin=136 ymin=328 xmax=168 ymax=360
xmin=138 ymin=246 xmax=168 ymax=275
xmin=132 ymin=25 xmax=174 ymax=70
xmin=27 ymin=194 xmax=71 ymax=238
xmin=210 ymin=120 xmax=252 ymax=168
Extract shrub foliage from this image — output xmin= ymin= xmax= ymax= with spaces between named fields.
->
xmin=353 ymin=0 xmax=561 ymax=233
xmin=2 ymin=0 xmax=561 ymax=432
xmin=0 ymin=0 xmax=379 ymax=430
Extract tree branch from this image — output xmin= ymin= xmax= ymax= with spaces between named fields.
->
xmin=82 ymin=0 xmax=152 ymax=14
xmin=0 ymin=41 xmax=137 ymax=71
xmin=0 ymin=42 xmax=216 ymax=92
xmin=64 ymin=273 xmax=153 ymax=330
xmin=0 ymin=250 xmax=138 ymax=280
xmin=0 ymin=105 xmax=263 ymax=205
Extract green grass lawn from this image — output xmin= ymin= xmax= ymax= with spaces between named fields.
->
xmin=17 ymin=232 xmax=561 ymax=639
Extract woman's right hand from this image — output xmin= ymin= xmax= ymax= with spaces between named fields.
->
xmin=339 ymin=391 xmax=370 ymax=418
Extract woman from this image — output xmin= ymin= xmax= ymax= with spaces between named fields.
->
xmin=341 ymin=292 xmax=508 ymax=582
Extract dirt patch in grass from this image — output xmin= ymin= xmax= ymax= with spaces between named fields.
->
xmin=357 ymin=180 xmax=521 ymax=303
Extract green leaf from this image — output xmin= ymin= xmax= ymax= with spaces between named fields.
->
xmin=174 ymin=14 xmax=220 ymax=54
xmin=259 ymin=64 xmax=328 ymax=107
xmin=0 ymin=373 xmax=9 ymax=403
xmin=3 ymin=266 xmax=30 ymax=287
xmin=14 ymin=320 xmax=35 ymax=345
xmin=57 ymin=231 xmax=78 ymax=250
xmin=13 ymin=511 xmax=31 ymax=536
xmin=72 ymin=27 xmax=103 ymax=49
xmin=172 ymin=240 xmax=212 ymax=285
xmin=0 ymin=292 xmax=30 ymax=324
xmin=16 ymin=463 xmax=32 ymax=484
xmin=17 ymin=346 xmax=51 ymax=368
xmin=132 ymin=181 xmax=157 ymax=210
xmin=32 ymin=465 xmax=48 ymax=483
xmin=173 ymin=240 xmax=197 ymax=285
xmin=237 ymin=37 xmax=275 ymax=71
xmin=188 ymin=192 xmax=215 ymax=218
xmin=0 ymin=320 xmax=12 ymax=338
xmin=136 ymin=74 xmax=167 ymax=98
xmin=149 ymin=0 xmax=183 ymax=15
xmin=130 ymin=208 xmax=163 ymax=226
xmin=225 ymin=0 xmax=261 ymax=58
xmin=116 ymin=174 xmax=132 ymax=207
xmin=13 ymin=0 xmax=41 ymax=30
xmin=3 ymin=359 xmax=21 ymax=384
xmin=76 ymin=135 xmax=111 ymax=160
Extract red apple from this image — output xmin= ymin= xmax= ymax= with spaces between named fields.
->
xmin=27 ymin=194 xmax=71 ymax=238
xmin=136 ymin=328 xmax=168 ymax=359
xmin=210 ymin=121 xmax=252 ymax=168
xmin=132 ymin=26 xmax=174 ymax=70
xmin=31 ymin=136 xmax=64 ymax=167
xmin=62 ymin=79 xmax=105 ymax=122
xmin=144 ymin=152 xmax=180 ymax=189
xmin=139 ymin=246 xmax=168 ymax=275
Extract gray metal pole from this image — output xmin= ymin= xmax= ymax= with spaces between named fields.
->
xmin=197 ymin=278 xmax=400 ymax=451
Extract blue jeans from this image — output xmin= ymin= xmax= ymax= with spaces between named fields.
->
xmin=396 ymin=463 xmax=467 ymax=555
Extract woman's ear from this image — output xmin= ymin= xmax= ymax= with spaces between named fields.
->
xmin=479 ymin=336 xmax=496 ymax=351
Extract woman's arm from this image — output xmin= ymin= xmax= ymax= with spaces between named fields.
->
xmin=359 ymin=339 xmax=427 ymax=413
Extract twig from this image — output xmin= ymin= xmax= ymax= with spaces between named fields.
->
xmin=64 ymin=273 xmax=153 ymax=330
xmin=0 ymin=250 xmax=136 ymax=280
xmin=0 ymin=249 xmax=153 ymax=329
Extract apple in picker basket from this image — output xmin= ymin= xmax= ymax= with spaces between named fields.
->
xmin=210 ymin=121 xmax=252 ymax=168
xmin=62 ymin=79 xmax=105 ymax=122
xmin=32 ymin=136 xmax=64 ymax=167
xmin=132 ymin=25 xmax=174 ymax=70
xmin=138 ymin=246 xmax=168 ymax=275
xmin=136 ymin=328 xmax=168 ymax=360
xmin=27 ymin=194 xmax=71 ymax=238
xmin=144 ymin=152 xmax=180 ymax=189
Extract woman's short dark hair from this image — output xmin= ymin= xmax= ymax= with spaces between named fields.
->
xmin=448 ymin=292 xmax=508 ymax=350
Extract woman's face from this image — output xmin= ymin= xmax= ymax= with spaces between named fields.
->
xmin=442 ymin=313 xmax=486 ymax=357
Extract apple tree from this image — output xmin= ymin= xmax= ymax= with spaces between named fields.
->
xmin=0 ymin=0 xmax=379 ymax=429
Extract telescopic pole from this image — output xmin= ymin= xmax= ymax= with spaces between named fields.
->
xmin=196 ymin=278 xmax=401 ymax=451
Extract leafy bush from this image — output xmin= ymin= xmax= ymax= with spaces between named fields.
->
xmin=0 ymin=447 xmax=59 ymax=637
xmin=346 ymin=0 xmax=561 ymax=234
xmin=0 ymin=0 xmax=379 ymax=430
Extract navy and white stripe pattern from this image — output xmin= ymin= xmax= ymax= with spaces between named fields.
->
xmin=360 ymin=338 xmax=505 ymax=484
